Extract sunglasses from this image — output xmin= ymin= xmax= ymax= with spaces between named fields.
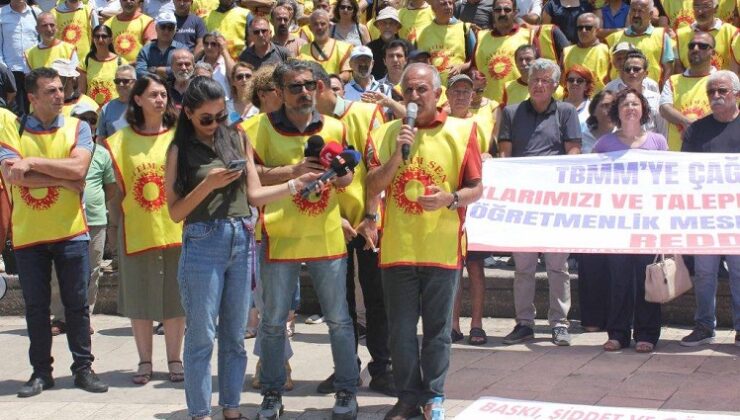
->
xmin=493 ymin=7 xmax=512 ymax=13
xmin=566 ymin=77 xmax=586 ymax=85
xmin=93 ymin=33 xmax=111 ymax=39
xmin=623 ymin=65 xmax=644 ymax=74
xmin=114 ymin=78 xmax=136 ymax=85
xmin=576 ymin=25 xmax=593 ymax=31
xmin=707 ymin=88 xmax=731 ymax=96
xmin=198 ymin=112 xmax=228 ymax=126
xmin=235 ymin=72 xmax=252 ymax=81
xmin=688 ymin=42 xmax=712 ymax=50
xmin=285 ymin=80 xmax=317 ymax=94
xmin=158 ymin=23 xmax=176 ymax=31
xmin=252 ymin=28 xmax=269 ymax=35
xmin=338 ymin=4 xmax=354 ymax=10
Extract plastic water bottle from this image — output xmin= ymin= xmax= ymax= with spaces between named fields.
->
xmin=431 ymin=397 xmax=445 ymax=420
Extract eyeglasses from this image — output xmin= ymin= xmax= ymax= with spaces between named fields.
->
xmin=493 ymin=7 xmax=513 ymax=13
xmin=688 ymin=41 xmax=712 ymax=50
xmin=530 ymin=78 xmax=554 ymax=86
xmin=576 ymin=25 xmax=593 ymax=31
xmin=93 ymin=33 xmax=111 ymax=39
xmin=338 ymin=5 xmax=354 ymax=10
xmin=707 ymin=88 xmax=731 ymax=96
xmin=114 ymin=78 xmax=136 ymax=85
xmin=234 ymin=72 xmax=252 ymax=81
xmin=158 ymin=23 xmax=176 ymax=31
xmin=566 ymin=77 xmax=586 ymax=85
xmin=252 ymin=28 xmax=269 ymax=35
xmin=623 ymin=65 xmax=644 ymax=74
xmin=198 ymin=112 xmax=228 ymax=126
xmin=285 ymin=80 xmax=317 ymax=94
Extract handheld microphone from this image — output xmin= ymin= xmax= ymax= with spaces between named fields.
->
xmin=304 ymin=135 xmax=325 ymax=158
xmin=318 ymin=142 xmax=344 ymax=168
xmin=402 ymin=102 xmax=418 ymax=161
xmin=301 ymin=152 xmax=359 ymax=198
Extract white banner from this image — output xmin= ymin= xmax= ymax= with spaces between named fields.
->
xmin=456 ymin=397 xmax=740 ymax=420
xmin=466 ymin=150 xmax=740 ymax=254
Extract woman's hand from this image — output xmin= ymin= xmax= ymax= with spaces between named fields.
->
xmin=203 ymin=167 xmax=242 ymax=191
xmin=292 ymin=172 xmax=323 ymax=195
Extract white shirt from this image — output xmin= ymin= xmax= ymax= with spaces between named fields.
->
xmin=0 ymin=4 xmax=41 ymax=72
xmin=143 ymin=0 xmax=175 ymax=17
xmin=199 ymin=56 xmax=230 ymax=101
xmin=515 ymin=0 xmax=542 ymax=18
xmin=604 ymin=77 xmax=660 ymax=94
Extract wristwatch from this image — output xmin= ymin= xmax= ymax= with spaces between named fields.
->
xmin=363 ymin=213 xmax=378 ymax=222
xmin=447 ymin=192 xmax=460 ymax=210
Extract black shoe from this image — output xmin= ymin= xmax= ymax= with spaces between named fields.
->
xmin=369 ymin=371 xmax=397 ymax=397
xmin=74 ymin=368 xmax=108 ymax=393
xmin=317 ymin=373 xmax=363 ymax=394
xmin=384 ymin=400 xmax=421 ymax=420
xmin=17 ymin=375 xmax=54 ymax=398
xmin=257 ymin=391 xmax=284 ymax=420
xmin=502 ymin=324 xmax=534 ymax=345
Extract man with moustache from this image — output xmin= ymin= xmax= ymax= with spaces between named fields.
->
xmin=503 ymin=44 xmax=563 ymax=106
xmin=562 ymin=13 xmax=611 ymax=92
xmin=166 ymin=48 xmax=194 ymax=107
xmin=25 ymin=13 xmax=79 ymax=70
xmin=367 ymin=7 xmax=404 ymax=80
xmin=51 ymin=0 xmax=98 ymax=69
xmin=239 ymin=16 xmax=290 ymax=69
xmin=299 ymin=10 xmax=353 ymax=81
xmin=271 ymin=2 xmax=307 ymax=57
xmin=135 ymin=11 xmax=188 ymax=78
xmin=675 ymin=0 xmax=737 ymax=73
xmin=344 ymin=46 xmax=392 ymax=101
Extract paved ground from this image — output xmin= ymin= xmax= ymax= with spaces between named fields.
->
xmin=0 ymin=315 xmax=739 ymax=420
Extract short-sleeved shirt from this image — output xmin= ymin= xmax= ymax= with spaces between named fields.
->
xmin=601 ymin=2 xmax=629 ymax=29
xmin=84 ymin=145 xmax=116 ymax=226
xmin=543 ymin=0 xmax=595 ymax=44
xmin=96 ymin=98 xmax=129 ymax=138
xmin=681 ymin=114 xmax=740 ymax=153
xmin=593 ymin=132 xmax=668 ymax=152
xmin=134 ymin=39 xmax=188 ymax=78
xmin=499 ymin=99 xmax=582 ymax=157
xmin=238 ymin=42 xmax=290 ymax=70
xmin=174 ymin=13 xmax=207 ymax=52
xmin=453 ymin=0 xmax=493 ymax=28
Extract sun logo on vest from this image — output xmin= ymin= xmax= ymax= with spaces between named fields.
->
xmin=292 ymin=188 xmax=331 ymax=216
xmin=115 ymin=32 xmax=137 ymax=56
xmin=62 ymin=24 xmax=83 ymax=45
xmin=132 ymin=168 xmax=166 ymax=212
xmin=20 ymin=186 xmax=59 ymax=210
xmin=407 ymin=28 xmax=418 ymax=43
xmin=89 ymin=81 xmax=113 ymax=105
xmin=710 ymin=53 xmax=723 ymax=70
xmin=679 ymin=104 xmax=709 ymax=131
xmin=391 ymin=158 xmax=445 ymax=215
xmin=674 ymin=10 xmax=695 ymax=29
xmin=430 ymin=49 xmax=451 ymax=74
xmin=487 ymin=55 xmax=513 ymax=80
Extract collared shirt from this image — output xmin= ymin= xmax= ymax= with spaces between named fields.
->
xmin=97 ymin=98 xmax=128 ymax=138
xmin=273 ymin=34 xmax=306 ymax=58
xmin=601 ymin=2 xmax=629 ymax=29
xmin=238 ymin=42 xmax=290 ymax=70
xmin=269 ymin=106 xmax=323 ymax=134
xmin=689 ymin=18 xmax=724 ymax=32
xmin=134 ymin=39 xmax=188 ymax=78
xmin=604 ymin=76 xmax=660 ymax=94
xmin=343 ymin=77 xmax=392 ymax=102
xmin=0 ymin=4 xmax=41 ymax=72
xmin=499 ymin=99 xmax=582 ymax=157
xmin=35 ymin=39 xmax=81 ymax=68
xmin=624 ymin=25 xmax=675 ymax=64
xmin=56 ymin=1 xmax=99 ymax=28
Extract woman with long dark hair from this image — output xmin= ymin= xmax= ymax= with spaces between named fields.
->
xmin=330 ymin=0 xmax=371 ymax=46
xmin=79 ymin=24 xmax=127 ymax=106
xmin=164 ymin=76 xmax=320 ymax=420
xmin=103 ymin=74 xmax=186 ymax=385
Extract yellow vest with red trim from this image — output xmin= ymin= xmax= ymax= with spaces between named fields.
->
xmin=242 ymin=113 xmax=347 ymax=261
xmin=336 ymin=101 xmax=384 ymax=228
xmin=607 ymin=28 xmax=667 ymax=83
xmin=469 ymin=99 xmax=499 ymax=153
xmin=298 ymin=39 xmax=353 ymax=76
xmin=503 ymin=79 xmax=564 ymax=106
xmin=416 ymin=20 xmax=467 ymax=86
xmin=398 ymin=5 xmax=435 ymax=44
xmin=663 ymin=0 xmax=695 ymax=29
xmin=733 ymin=29 xmax=740 ymax=65
xmin=664 ymin=73 xmax=711 ymax=151
xmin=563 ymin=43 xmax=611 ymax=92
xmin=370 ymin=115 xmax=477 ymax=268
xmin=61 ymin=94 xmax=99 ymax=117
xmin=532 ymin=24 xmax=558 ymax=62
xmin=5 ymin=118 xmax=89 ymax=248
xmin=719 ymin=0 xmax=737 ymax=22
xmin=676 ymin=23 xmax=736 ymax=71
xmin=104 ymin=126 xmax=182 ymax=255
xmin=25 ymin=40 xmax=76 ymax=70
xmin=108 ymin=13 xmax=154 ymax=62
xmin=473 ymin=27 xmax=531 ymax=103
xmin=204 ymin=7 xmax=250 ymax=59
xmin=191 ymin=0 xmax=219 ymax=17
xmin=52 ymin=5 xmax=93 ymax=61
xmin=80 ymin=56 xmax=127 ymax=106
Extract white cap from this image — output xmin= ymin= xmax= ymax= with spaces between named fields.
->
xmin=155 ymin=11 xmax=177 ymax=25
xmin=374 ymin=7 xmax=401 ymax=26
xmin=350 ymin=45 xmax=373 ymax=60
xmin=71 ymin=102 xmax=98 ymax=117
xmin=51 ymin=58 xmax=79 ymax=78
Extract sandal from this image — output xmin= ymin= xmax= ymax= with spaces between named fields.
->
xmin=132 ymin=361 xmax=152 ymax=385
xmin=451 ymin=329 xmax=464 ymax=343
xmin=602 ymin=340 xmax=622 ymax=352
xmin=168 ymin=360 xmax=185 ymax=382
xmin=635 ymin=341 xmax=655 ymax=353
xmin=468 ymin=327 xmax=488 ymax=345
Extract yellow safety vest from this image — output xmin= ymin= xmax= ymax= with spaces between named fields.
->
xmin=242 ymin=113 xmax=347 ymax=261
xmin=298 ymin=39 xmax=353 ymax=75
xmin=607 ymin=28 xmax=667 ymax=83
xmin=108 ymin=13 xmax=154 ymax=62
xmin=416 ymin=20 xmax=468 ymax=86
xmin=473 ymin=26 xmax=531 ymax=103
xmin=720 ymin=0 xmax=738 ymax=22
xmin=336 ymin=101 xmax=384 ymax=228
xmin=664 ymin=73 xmax=711 ymax=151
xmin=563 ymin=43 xmax=611 ymax=92
xmin=104 ymin=126 xmax=182 ymax=255
xmin=398 ymin=5 xmax=435 ymax=43
xmin=532 ymin=24 xmax=558 ymax=62
xmin=80 ymin=56 xmax=126 ymax=106
xmin=393 ymin=83 xmax=448 ymax=108
xmin=503 ymin=79 xmax=564 ymax=106
xmin=733 ymin=29 xmax=740 ymax=66
xmin=61 ymin=94 xmax=99 ymax=117
xmin=4 ymin=118 xmax=88 ymax=248
xmin=52 ymin=5 xmax=93 ymax=61
xmin=469 ymin=99 xmax=499 ymax=153
xmin=369 ymin=114 xmax=478 ymax=268
xmin=663 ymin=0 xmax=695 ymax=29
xmin=25 ymin=40 xmax=77 ymax=70
xmin=205 ymin=7 xmax=250 ymax=60
xmin=191 ymin=0 xmax=218 ymax=17
xmin=367 ymin=18 xmax=380 ymax=41
xmin=676 ymin=23 xmax=736 ymax=71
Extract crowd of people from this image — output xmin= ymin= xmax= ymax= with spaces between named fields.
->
xmin=0 ymin=0 xmax=739 ymax=419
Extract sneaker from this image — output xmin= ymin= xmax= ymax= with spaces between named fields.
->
xmin=74 ymin=368 xmax=108 ymax=393
xmin=680 ymin=326 xmax=715 ymax=347
xmin=369 ymin=370 xmax=397 ymax=397
xmin=502 ymin=324 xmax=534 ymax=345
xmin=551 ymin=326 xmax=571 ymax=346
xmin=257 ymin=391 xmax=284 ymax=420
xmin=384 ymin=400 xmax=421 ymax=420
xmin=332 ymin=390 xmax=358 ymax=420
xmin=17 ymin=374 xmax=54 ymax=398
xmin=154 ymin=322 xmax=164 ymax=335
xmin=305 ymin=314 xmax=325 ymax=324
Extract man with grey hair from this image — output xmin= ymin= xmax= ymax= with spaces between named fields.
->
xmin=168 ymin=48 xmax=194 ymax=108
xmin=562 ymin=12 xmax=610 ymax=92
xmin=366 ymin=62 xmax=483 ymax=419
xmin=498 ymin=58 xmax=581 ymax=347
xmin=134 ymin=11 xmax=188 ymax=79
xmin=680 ymin=69 xmax=740 ymax=348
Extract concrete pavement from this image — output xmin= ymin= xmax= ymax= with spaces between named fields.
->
xmin=0 ymin=315 xmax=739 ymax=419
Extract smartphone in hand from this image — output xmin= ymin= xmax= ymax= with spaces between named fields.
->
xmin=227 ymin=159 xmax=247 ymax=172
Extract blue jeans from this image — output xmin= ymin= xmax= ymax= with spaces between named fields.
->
xmin=178 ymin=218 xmax=254 ymax=418
xmin=251 ymin=242 xmax=293 ymax=360
xmin=259 ymin=247 xmax=358 ymax=394
xmin=693 ymin=255 xmax=740 ymax=331
xmin=15 ymin=240 xmax=93 ymax=376
xmin=382 ymin=266 xmax=459 ymax=406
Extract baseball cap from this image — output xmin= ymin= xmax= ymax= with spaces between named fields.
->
xmin=374 ymin=7 xmax=401 ymax=27
xmin=71 ymin=102 xmax=98 ymax=118
xmin=155 ymin=11 xmax=177 ymax=26
xmin=447 ymin=74 xmax=473 ymax=89
xmin=350 ymin=45 xmax=373 ymax=60
xmin=611 ymin=42 xmax=637 ymax=55
xmin=51 ymin=58 xmax=80 ymax=78
xmin=408 ymin=49 xmax=431 ymax=61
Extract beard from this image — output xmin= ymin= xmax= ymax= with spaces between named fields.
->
xmin=175 ymin=69 xmax=193 ymax=82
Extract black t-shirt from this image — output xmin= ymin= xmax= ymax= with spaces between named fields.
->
xmin=681 ymin=114 xmax=740 ymax=153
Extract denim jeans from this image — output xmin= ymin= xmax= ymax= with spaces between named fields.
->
xmin=693 ymin=255 xmax=740 ymax=331
xmin=259 ymin=247 xmax=358 ymax=394
xmin=251 ymin=242 xmax=293 ymax=360
xmin=15 ymin=240 xmax=93 ymax=376
xmin=178 ymin=218 xmax=254 ymax=418
xmin=382 ymin=266 xmax=459 ymax=406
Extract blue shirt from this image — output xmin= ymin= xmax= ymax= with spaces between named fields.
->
xmin=343 ymin=77 xmax=392 ymax=102
xmin=96 ymin=98 xmax=129 ymax=139
xmin=135 ymin=39 xmax=188 ymax=78
xmin=174 ymin=13 xmax=206 ymax=52
xmin=0 ymin=4 xmax=41 ymax=72
xmin=601 ymin=2 xmax=629 ymax=29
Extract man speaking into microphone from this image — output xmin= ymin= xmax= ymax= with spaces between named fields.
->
xmin=366 ymin=63 xmax=483 ymax=420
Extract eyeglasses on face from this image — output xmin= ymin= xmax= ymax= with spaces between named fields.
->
xmin=707 ymin=88 xmax=731 ymax=96
xmin=338 ymin=5 xmax=354 ymax=11
xmin=493 ymin=6 xmax=512 ymax=13
xmin=198 ymin=112 xmax=228 ymax=126
xmin=285 ymin=80 xmax=318 ymax=94
xmin=576 ymin=25 xmax=593 ymax=31
xmin=234 ymin=72 xmax=252 ymax=81
xmin=688 ymin=41 xmax=712 ymax=50
xmin=623 ymin=65 xmax=644 ymax=74
xmin=204 ymin=41 xmax=219 ymax=47
xmin=114 ymin=78 xmax=136 ymax=86
xmin=252 ymin=28 xmax=270 ymax=35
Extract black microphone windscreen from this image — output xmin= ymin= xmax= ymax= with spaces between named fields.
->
xmin=304 ymin=135 xmax=325 ymax=157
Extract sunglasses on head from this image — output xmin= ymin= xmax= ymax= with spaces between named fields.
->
xmin=566 ymin=77 xmax=586 ymax=85
xmin=707 ymin=88 xmax=731 ymax=96
xmin=198 ymin=112 xmax=228 ymax=126
xmin=688 ymin=41 xmax=712 ymax=50
xmin=114 ymin=78 xmax=136 ymax=85
xmin=493 ymin=6 xmax=512 ymax=13
xmin=576 ymin=25 xmax=593 ymax=31
xmin=285 ymin=80 xmax=318 ymax=94
xmin=623 ymin=65 xmax=644 ymax=74
xmin=235 ymin=72 xmax=252 ymax=81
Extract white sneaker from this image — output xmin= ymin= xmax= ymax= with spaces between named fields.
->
xmin=305 ymin=314 xmax=325 ymax=324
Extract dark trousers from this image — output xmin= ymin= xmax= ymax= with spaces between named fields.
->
xmin=11 ymin=71 xmax=28 ymax=116
xmin=577 ymin=253 xmax=610 ymax=330
xmin=15 ymin=240 xmax=94 ymax=376
xmin=346 ymin=235 xmax=391 ymax=378
xmin=606 ymin=254 xmax=661 ymax=347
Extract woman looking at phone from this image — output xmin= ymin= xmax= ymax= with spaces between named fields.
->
xmin=164 ymin=76 xmax=320 ymax=420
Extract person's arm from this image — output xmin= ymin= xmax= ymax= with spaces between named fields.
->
xmin=496 ymin=106 xmax=512 ymax=157
xmin=660 ymin=31 xmax=676 ymax=83
xmin=192 ymin=17 xmax=207 ymax=58
xmin=143 ymin=21 xmax=156 ymax=43
xmin=562 ymin=103 xmax=582 ymax=155
xmin=658 ymin=79 xmax=692 ymax=128
xmin=564 ymin=140 xmax=581 ymax=154
xmin=360 ymin=90 xmax=405 ymax=118
xmin=219 ymin=34 xmax=235 ymax=78
xmin=541 ymin=8 xmax=552 ymax=24
xmin=135 ymin=45 xmax=150 ymax=78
